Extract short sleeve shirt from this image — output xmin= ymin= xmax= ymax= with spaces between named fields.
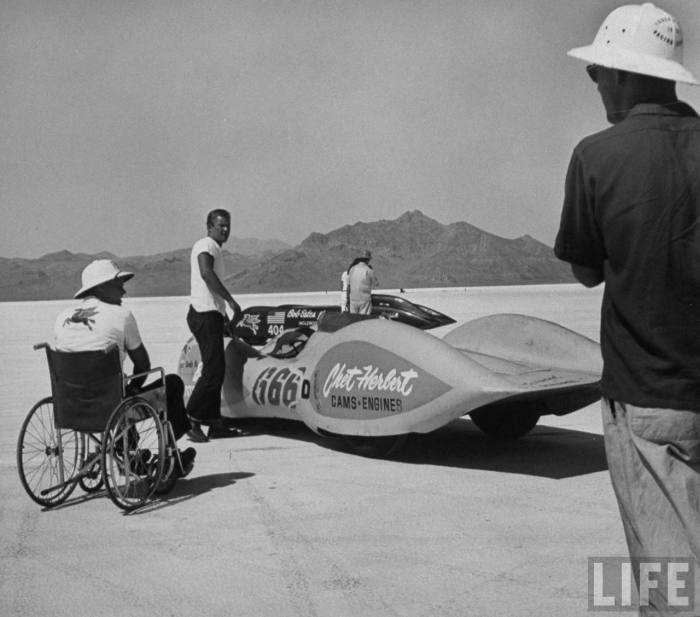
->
xmin=54 ymin=297 xmax=142 ymax=363
xmin=190 ymin=236 xmax=226 ymax=315
xmin=554 ymin=102 xmax=700 ymax=409
xmin=348 ymin=262 xmax=378 ymax=303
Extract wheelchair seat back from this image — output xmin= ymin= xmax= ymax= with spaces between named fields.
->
xmin=45 ymin=345 xmax=124 ymax=432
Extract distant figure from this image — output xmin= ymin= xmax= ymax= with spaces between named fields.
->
xmin=186 ymin=209 xmax=243 ymax=442
xmin=555 ymin=4 xmax=700 ymax=612
xmin=347 ymin=250 xmax=378 ymax=315
xmin=339 ymin=270 xmax=349 ymax=312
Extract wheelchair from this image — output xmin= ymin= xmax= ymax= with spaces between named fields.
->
xmin=17 ymin=343 xmax=186 ymax=512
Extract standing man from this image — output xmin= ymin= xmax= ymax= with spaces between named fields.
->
xmin=339 ymin=269 xmax=350 ymax=312
xmin=186 ymin=209 xmax=243 ymax=442
xmin=555 ymin=4 xmax=700 ymax=614
xmin=347 ymin=250 xmax=379 ymax=315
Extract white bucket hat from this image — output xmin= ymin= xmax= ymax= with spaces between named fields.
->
xmin=75 ymin=259 xmax=134 ymax=298
xmin=567 ymin=3 xmax=699 ymax=85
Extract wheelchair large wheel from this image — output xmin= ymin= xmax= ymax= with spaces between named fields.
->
xmin=102 ymin=397 xmax=166 ymax=511
xmin=153 ymin=425 xmax=178 ymax=496
xmin=17 ymin=397 xmax=80 ymax=507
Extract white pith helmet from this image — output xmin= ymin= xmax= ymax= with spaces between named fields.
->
xmin=75 ymin=259 xmax=134 ymax=298
xmin=567 ymin=3 xmax=698 ymax=85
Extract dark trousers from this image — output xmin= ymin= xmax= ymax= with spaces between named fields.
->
xmin=138 ymin=374 xmax=191 ymax=440
xmin=185 ymin=306 xmax=225 ymax=424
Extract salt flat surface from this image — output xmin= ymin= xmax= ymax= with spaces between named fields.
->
xmin=0 ymin=284 xmax=621 ymax=617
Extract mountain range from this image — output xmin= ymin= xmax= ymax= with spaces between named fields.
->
xmin=0 ymin=210 xmax=573 ymax=301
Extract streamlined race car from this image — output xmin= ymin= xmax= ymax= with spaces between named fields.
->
xmin=232 ymin=293 xmax=455 ymax=345
xmin=178 ymin=305 xmax=602 ymax=457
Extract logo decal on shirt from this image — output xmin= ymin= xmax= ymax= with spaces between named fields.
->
xmin=64 ymin=307 xmax=99 ymax=330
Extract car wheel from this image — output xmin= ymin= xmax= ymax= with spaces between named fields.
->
xmin=470 ymin=408 xmax=540 ymax=440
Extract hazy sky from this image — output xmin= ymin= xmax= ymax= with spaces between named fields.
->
xmin=3 ymin=0 xmax=700 ymax=258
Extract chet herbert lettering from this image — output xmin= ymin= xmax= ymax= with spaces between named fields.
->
xmin=322 ymin=363 xmax=419 ymax=398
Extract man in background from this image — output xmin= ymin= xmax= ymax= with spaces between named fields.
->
xmin=554 ymin=4 xmax=700 ymax=613
xmin=185 ymin=209 xmax=243 ymax=442
xmin=347 ymin=249 xmax=378 ymax=315
xmin=339 ymin=269 xmax=349 ymax=312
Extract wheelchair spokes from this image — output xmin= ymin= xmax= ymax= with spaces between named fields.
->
xmin=102 ymin=398 xmax=166 ymax=512
xmin=17 ymin=398 xmax=80 ymax=507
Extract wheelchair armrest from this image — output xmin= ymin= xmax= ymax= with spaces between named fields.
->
xmin=125 ymin=366 xmax=166 ymax=386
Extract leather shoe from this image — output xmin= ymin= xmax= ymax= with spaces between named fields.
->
xmin=130 ymin=449 xmax=152 ymax=475
xmin=186 ymin=422 xmax=209 ymax=443
xmin=176 ymin=447 xmax=196 ymax=477
xmin=208 ymin=421 xmax=244 ymax=439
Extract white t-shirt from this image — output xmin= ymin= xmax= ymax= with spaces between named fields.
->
xmin=190 ymin=236 xmax=226 ymax=315
xmin=348 ymin=262 xmax=379 ymax=303
xmin=340 ymin=271 xmax=349 ymax=311
xmin=54 ymin=297 xmax=143 ymax=363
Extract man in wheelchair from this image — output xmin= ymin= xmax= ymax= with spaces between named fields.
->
xmin=53 ymin=259 xmax=196 ymax=477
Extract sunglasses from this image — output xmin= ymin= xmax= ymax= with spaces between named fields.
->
xmin=586 ymin=64 xmax=599 ymax=83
